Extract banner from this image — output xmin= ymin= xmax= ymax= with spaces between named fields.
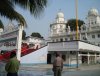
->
xmin=0 ymin=26 xmax=19 ymax=51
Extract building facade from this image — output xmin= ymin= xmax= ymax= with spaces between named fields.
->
xmin=49 ymin=8 xmax=100 ymax=45
xmin=47 ymin=8 xmax=100 ymax=66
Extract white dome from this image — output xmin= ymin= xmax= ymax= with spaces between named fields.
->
xmin=4 ymin=22 xmax=15 ymax=31
xmin=88 ymin=8 xmax=99 ymax=16
xmin=57 ymin=12 xmax=64 ymax=18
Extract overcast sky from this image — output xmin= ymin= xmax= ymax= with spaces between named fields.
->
xmin=2 ymin=0 xmax=100 ymax=39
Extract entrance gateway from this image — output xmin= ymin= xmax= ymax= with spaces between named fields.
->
xmin=0 ymin=23 xmax=23 ymax=61
xmin=47 ymin=40 xmax=100 ymax=67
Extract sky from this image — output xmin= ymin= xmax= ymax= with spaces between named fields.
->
xmin=2 ymin=0 xmax=100 ymax=39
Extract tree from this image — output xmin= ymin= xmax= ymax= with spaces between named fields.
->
xmin=22 ymin=30 xmax=26 ymax=40
xmin=31 ymin=32 xmax=43 ymax=38
xmin=0 ymin=0 xmax=48 ymax=26
xmin=66 ymin=19 xmax=84 ymax=31
xmin=0 ymin=20 xmax=4 ymax=29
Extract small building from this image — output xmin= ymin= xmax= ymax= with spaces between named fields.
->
xmin=22 ymin=36 xmax=46 ymax=48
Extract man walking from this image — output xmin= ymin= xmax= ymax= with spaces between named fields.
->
xmin=52 ymin=52 xmax=63 ymax=76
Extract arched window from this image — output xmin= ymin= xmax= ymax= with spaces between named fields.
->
xmin=98 ymin=34 xmax=100 ymax=38
xmin=92 ymin=35 xmax=95 ymax=39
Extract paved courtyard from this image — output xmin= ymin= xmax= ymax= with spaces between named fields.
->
xmin=18 ymin=69 xmax=100 ymax=76
xmin=0 ymin=64 xmax=100 ymax=76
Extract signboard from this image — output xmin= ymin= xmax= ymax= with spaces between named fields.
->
xmin=0 ymin=26 xmax=19 ymax=51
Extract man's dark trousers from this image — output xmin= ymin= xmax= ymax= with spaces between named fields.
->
xmin=7 ymin=72 xmax=18 ymax=76
xmin=54 ymin=66 xmax=62 ymax=76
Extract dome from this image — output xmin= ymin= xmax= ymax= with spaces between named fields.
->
xmin=57 ymin=12 xmax=64 ymax=18
xmin=88 ymin=8 xmax=99 ymax=16
xmin=4 ymin=22 xmax=15 ymax=31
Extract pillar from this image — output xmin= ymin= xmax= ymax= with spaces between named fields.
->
xmin=87 ymin=52 xmax=90 ymax=64
xmin=68 ymin=51 xmax=71 ymax=67
xmin=17 ymin=25 xmax=23 ymax=61
xmin=76 ymin=51 xmax=79 ymax=68
xmin=94 ymin=53 xmax=97 ymax=64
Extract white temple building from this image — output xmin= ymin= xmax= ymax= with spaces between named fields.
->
xmin=49 ymin=8 xmax=100 ymax=45
xmin=47 ymin=8 xmax=100 ymax=66
xmin=1 ymin=8 xmax=100 ymax=66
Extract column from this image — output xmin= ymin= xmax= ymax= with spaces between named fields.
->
xmin=17 ymin=25 xmax=23 ymax=61
xmin=79 ymin=31 xmax=81 ymax=40
xmin=68 ymin=51 xmax=71 ymax=67
xmin=76 ymin=51 xmax=79 ymax=68
xmin=94 ymin=53 xmax=97 ymax=64
xmin=87 ymin=52 xmax=90 ymax=64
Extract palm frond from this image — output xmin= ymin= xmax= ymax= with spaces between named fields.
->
xmin=0 ymin=0 xmax=48 ymax=27
xmin=0 ymin=0 xmax=27 ymax=27
xmin=11 ymin=0 xmax=48 ymax=18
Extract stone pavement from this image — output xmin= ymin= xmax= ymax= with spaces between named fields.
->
xmin=77 ymin=64 xmax=100 ymax=71
xmin=20 ymin=64 xmax=100 ymax=71
xmin=19 ymin=64 xmax=100 ymax=76
xmin=0 ymin=64 xmax=100 ymax=76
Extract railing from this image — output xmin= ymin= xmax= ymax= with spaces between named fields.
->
xmin=48 ymin=41 xmax=79 ymax=51
xmin=21 ymin=45 xmax=38 ymax=56
xmin=0 ymin=50 xmax=16 ymax=62
xmin=0 ymin=44 xmax=41 ymax=61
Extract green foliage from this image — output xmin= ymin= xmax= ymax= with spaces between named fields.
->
xmin=0 ymin=0 xmax=26 ymax=26
xmin=31 ymin=32 xmax=43 ymax=38
xmin=0 ymin=0 xmax=48 ymax=26
xmin=66 ymin=19 xmax=85 ymax=31
xmin=12 ymin=0 xmax=47 ymax=18
xmin=0 ymin=20 xmax=4 ymax=29
xmin=22 ymin=30 xmax=26 ymax=40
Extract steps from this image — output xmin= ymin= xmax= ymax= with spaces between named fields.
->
xmin=0 ymin=44 xmax=40 ymax=61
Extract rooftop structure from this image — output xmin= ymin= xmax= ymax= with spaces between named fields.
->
xmin=49 ymin=8 xmax=100 ymax=46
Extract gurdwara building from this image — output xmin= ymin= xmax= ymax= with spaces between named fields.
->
xmin=47 ymin=8 xmax=100 ymax=66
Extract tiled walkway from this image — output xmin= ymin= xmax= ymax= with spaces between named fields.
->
xmin=0 ymin=64 xmax=100 ymax=76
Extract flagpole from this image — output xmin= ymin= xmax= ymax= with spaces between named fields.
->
xmin=75 ymin=0 xmax=79 ymax=69
xmin=75 ymin=0 xmax=79 ymax=40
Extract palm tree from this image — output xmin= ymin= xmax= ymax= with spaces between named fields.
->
xmin=0 ymin=0 xmax=47 ymax=26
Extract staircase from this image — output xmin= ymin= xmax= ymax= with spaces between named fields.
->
xmin=21 ymin=44 xmax=38 ymax=57
xmin=0 ymin=43 xmax=41 ymax=62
